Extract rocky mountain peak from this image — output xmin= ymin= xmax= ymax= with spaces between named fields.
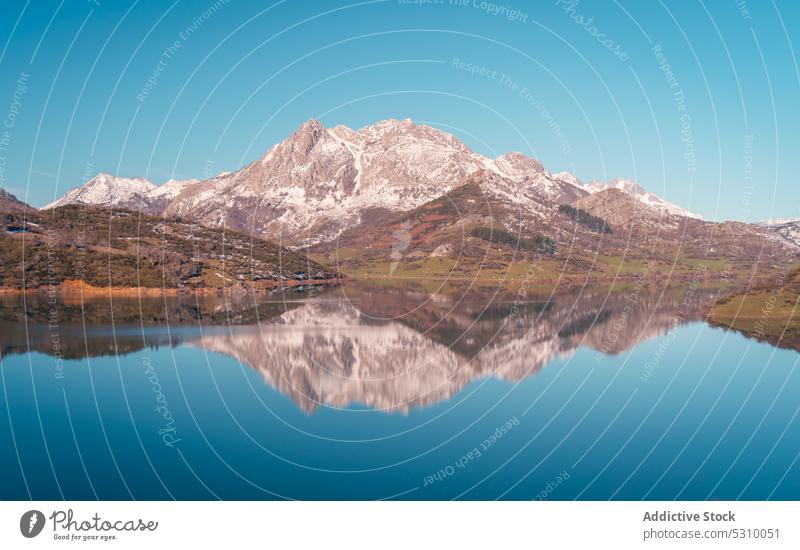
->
xmin=608 ymin=177 xmax=644 ymax=194
xmin=0 ymin=188 xmax=19 ymax=201
xmin=43 ymin=173 xmax=157 ymax=210
xmin=43 ymin=118 xmax=711 ymax=246
xmin=358 ymin=118 xmax=469 ymax=152
xmin=286 ymin=118 xmax=329 ymax=155
xmin=552 ymin=171 xmax=582 ymax=187
xmin=573 ymin=187 xmax=677 ymax=228
xmin=0 ymin=187 xmax=31 ymax=212
xmin=150 ymin=177 xmax=200 ymax=200
xmin=759 ymin=218 xmax=800 ymax=247
xmin=761 ymin=217 xmax=800 ymax=227
xmin=493 ymin=152 xmax=544 ymax=180
xmin=92 ymin=172 xmax=153 ymax=188
xmin=369 ymin=117 xmax=414 ymax=130
xmin=585 ymin=177 xmax=702 ymax=220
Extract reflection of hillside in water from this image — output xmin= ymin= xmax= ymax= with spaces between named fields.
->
xmin=0 ymin=283 xmax=720 ymax=413
xmin=189 ymin=283 xmax=720 ymax=413
xmin=0 ymin=289 xmax=316 ymax=359
xmin=0 ymin=322 xmax=180 ymax=359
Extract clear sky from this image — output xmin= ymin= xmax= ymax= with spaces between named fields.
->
xmin=0 ymin=0 xmax=798 ymax=221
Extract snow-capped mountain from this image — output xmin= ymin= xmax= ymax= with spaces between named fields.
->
xmin=44 ymin=118 xmax=706 ymax=245
xmin=44 ymin=173 xmax=155 ymax=210
xmin=162 ymin=118 xmax=569 ymax=245
xmin=759 ymin=218 xmax=800 ymax=247
xmin=583 ymin=178 xmax=703 ymax=220
xmin=43 ymin=173 xmax=198 ymax=213
xmin=573 ymin=187 xmax=682 ymax=229
xmin=761 ymin=217 xmax=800 ymax=227
xmin=150 ymin=177 xmax=199 ymax=200
xmin=544 ymin=171 xmax=590 ymax=203
xmin=552 ymin=171 xmax=582 ymax=188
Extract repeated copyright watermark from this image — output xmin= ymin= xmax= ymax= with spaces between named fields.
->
xmin=423 ymin=416 xmax=519 ymax=486
xmin=398 ymin=0 xmax=528 ymax=23
xmin=143 ymin=356 xmax=181 ymax=448
xmin=555 ymin=0 xmax=629 ymax=61
xmin=0 ymin=73 xmax=29 ymax=190
xmin=451 ymin=58 xmax=573 ymax=155
xmin=137 ymin=0 xmax=231 ymax=103
xmin=652 ymin=44 xmax=697 ymax=174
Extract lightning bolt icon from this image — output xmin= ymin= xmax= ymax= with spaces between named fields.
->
xmin=28 ymin=512 xmax=38 ymax=534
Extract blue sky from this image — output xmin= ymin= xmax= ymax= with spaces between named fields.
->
xmin=0 ymin=0 xmax=798 ymax=221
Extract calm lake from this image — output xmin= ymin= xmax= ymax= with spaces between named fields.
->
xmin=1 ymin=281 xmax=798 ymax=500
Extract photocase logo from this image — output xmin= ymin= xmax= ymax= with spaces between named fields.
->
xmin=20 ymin=510 xmax=45 ymax=538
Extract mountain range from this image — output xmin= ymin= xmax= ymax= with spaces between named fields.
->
xmin=5 ymin=118 xmax=800 ymax=282
xmin=39 ymin=119 xmax=704 ymax=239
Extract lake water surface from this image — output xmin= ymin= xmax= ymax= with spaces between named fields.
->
xmin=1 ymin=282 xmax=798 ymax=500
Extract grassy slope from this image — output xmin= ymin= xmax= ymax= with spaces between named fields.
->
xmin=311 ymin=249 xmax=796 ymax=291
xmin=708 ymin=267 xmax=800 ymax=350
xmin=0 ymin=205 xmax=337 ymax=290
xmin=309 ymin=181 xmax=798 ymax=284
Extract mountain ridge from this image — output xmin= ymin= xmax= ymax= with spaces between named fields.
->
xmin=310 ymin=169 xmax=795 ymax=279
xmin=758 ymin=218 xmax=800 ymax=247
xmin=30 ymin=119 xmax=799 ymax=277
xmin=0 ymin=188 xmax=32 ymax=213
xmin=43 ymin=173 xmax=199 ymax=213
xmin=0 ymin=204 xmax=337 ymax=291
xmin=40 ymin=118 xmax=705 ymax=241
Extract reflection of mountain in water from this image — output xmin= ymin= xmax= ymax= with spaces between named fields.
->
xmin=190 ymin=283 xmax=720 ymax=413
xmin=1 ymin=283 xmax=722 ymax=412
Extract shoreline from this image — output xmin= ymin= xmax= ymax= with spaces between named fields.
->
xmin=0 ymin=270 xmax=789 ymax=297
xmin=0 ymin=278 xmax=341 ymax=297
xmin=346 ymin=272 xmax=780 ymax=285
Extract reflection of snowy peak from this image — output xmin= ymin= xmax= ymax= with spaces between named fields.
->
xmin=191 ymin=301 xmax=466 ymax=413
xmin=188 ymin=284 xmax=715 ymax=413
